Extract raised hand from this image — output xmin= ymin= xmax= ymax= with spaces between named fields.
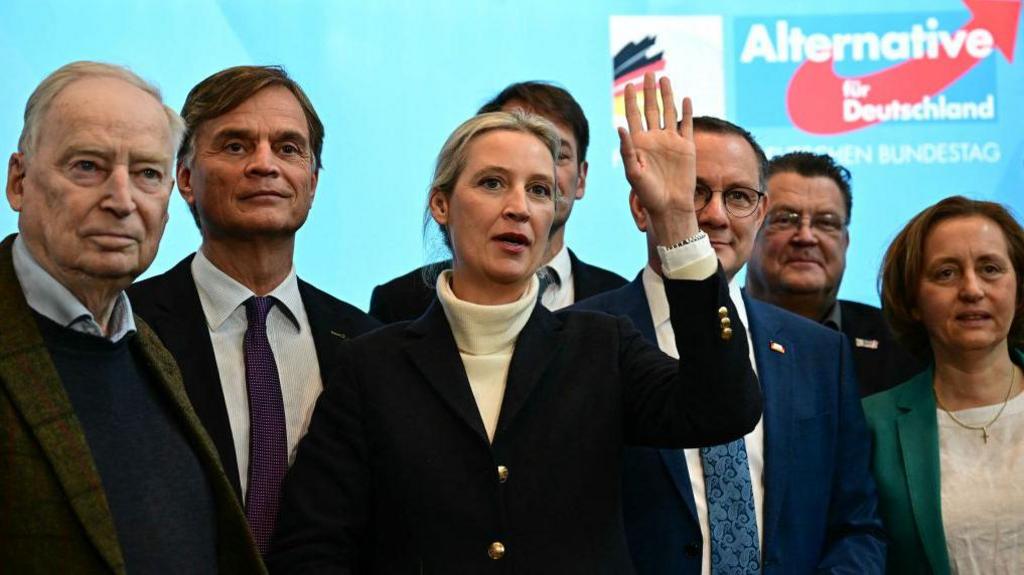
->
xmin=618 ymin=73 xmax=699 ymax=244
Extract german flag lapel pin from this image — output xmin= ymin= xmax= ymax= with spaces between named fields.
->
xmin=855 ymin=338 xmax=879 ymax=350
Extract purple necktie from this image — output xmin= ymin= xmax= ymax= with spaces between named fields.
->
xmin=243 ymin=296 xmax=288 ymax=555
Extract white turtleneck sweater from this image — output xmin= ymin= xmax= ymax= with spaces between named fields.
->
xmin=435 ymin=238 xmax=717 ymax=443
xmin=436 ymin=271 xmax=538 ymax=441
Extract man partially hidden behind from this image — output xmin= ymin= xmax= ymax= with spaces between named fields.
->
xmin=369 ymin=81 xmax=626 ymax=322
xmin=129 ymin=66 xmax=379 ymax=554
xmin=746 ymin=151 xmax=924 ymax=396
xmin=0 ymin=61 xmax=263 ymax=573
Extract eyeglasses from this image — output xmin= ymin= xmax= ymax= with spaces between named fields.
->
xmin=694 ymin=184 xmax=764 ymax=217
xmin=764 ymin=210 xmax=847 ymax=236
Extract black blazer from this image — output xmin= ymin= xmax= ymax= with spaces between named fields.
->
xmin=368 ymin=249 xmax=628 ymax=323
xmin=128 ymin=254 xmax=381 ymax=498
xmin=269 ymin=268 xmax=762 ymax=574
xmin=838 ymin=299 xmax=925 ymax=397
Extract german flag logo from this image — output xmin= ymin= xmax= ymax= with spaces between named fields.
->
xmin=613 ymin=36 xmax=666 ymax=120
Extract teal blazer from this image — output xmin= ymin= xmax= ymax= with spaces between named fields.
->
xmin=0 ymin=235 xmax=266 ymax=574
xmin=863 ymin=367 xmax=948 ymax=575
xmin=862 ymin=349 xmax=1024 ymax=575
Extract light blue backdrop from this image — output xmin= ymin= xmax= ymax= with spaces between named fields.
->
xmin=1 ymin=0 xmax=1020 ymax=309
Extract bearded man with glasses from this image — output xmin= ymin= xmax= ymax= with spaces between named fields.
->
xmin=747 ymin=151 xmax=924 ymax=396
xmin=577 ymin=117 xmax=884 ymax=574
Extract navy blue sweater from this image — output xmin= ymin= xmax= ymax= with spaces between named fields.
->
xmin=35 ymin=313 xmax=218 ymax=574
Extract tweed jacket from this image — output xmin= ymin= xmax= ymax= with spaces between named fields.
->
xmin=0 ymin=234 xmax=265 ymax=574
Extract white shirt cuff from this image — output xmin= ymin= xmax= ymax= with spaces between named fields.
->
xmin=657 ymin=235 xmax=717 ymax=280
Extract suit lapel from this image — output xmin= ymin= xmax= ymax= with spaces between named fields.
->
xmin=744 ymin=294 xmax=792 ymax=551
xmin=405 ymin=301 xmax=490 ymax=445
xmin=895 ymin=372 xmax=950 ymax=574
xmin=0 ymin=236 xmax=124 ymax=572
xmin=495 ymin=304 xmax=563 ymax=434
xmin=657 ymin=448 xmax=699 ymax=522
xmin=131 ymin=321 xmax=261 ymax=568
xmin=298 ymin=279 xmax=349 ymax=383
xmin=132 ymin=321 xmax=226 ymax=481
xmin=143 ymin=256 xmax=243 ymax=498
xmin=567 ymin=249 xmax=592 ymax=300
xmin=616 ymin=275 xmax=658 ymax=343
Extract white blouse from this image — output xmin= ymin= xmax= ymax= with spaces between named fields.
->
xmin=938 ymin=390 xmax=1024 ymax=574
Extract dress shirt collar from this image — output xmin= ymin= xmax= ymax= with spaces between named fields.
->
xmin=191 ymin=248 xmax=302 ymax=332
xmin=545 ymin=243 xmax=572 ymax=287
xmin=11 ymin=234 xmax=136 ymax=341
xmin=642 ymin=264 xmax=671 ymax=329
xmin=642 ymin=263 xmax=750 ymax=334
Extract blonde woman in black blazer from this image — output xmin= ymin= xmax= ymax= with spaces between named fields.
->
xmin=270 ymin=74 xmax=762 ymax=574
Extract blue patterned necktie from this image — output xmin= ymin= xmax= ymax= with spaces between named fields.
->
xmin=243 ymin=296 xmax=288 ymax=555
xmin=702 ymin=437 xmax=761 ymax=574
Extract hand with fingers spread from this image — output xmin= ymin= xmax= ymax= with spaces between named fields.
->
xmin=618 ymin=72 xmax=699 ymax=245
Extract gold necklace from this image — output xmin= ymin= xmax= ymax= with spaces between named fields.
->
xmin=935 ymin=364 xmax=1017 ymax=444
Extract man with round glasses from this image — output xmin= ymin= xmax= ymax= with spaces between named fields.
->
xmin=577 ymin=117 xmax=883 ymax=573
xmin=747 ymin=151 xmax=924 ymax=396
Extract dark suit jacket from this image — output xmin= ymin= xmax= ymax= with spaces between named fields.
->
xmin=128 ymin=254 xmax=380 ymax=498
xmin=577 ymin=276 xmax=885 ymax=575
xmin=269 ymin=267 xmax=762 ymax=574
xmin=368 ymin=249 xmax=627 ymax=323
xmin=839 ymin=299 xmax=926 ymax=397
xmin=0 ymin=236 xmax=264 ymax=574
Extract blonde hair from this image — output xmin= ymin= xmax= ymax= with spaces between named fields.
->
xmin=425 ymin=110 xmax=561 ymax=253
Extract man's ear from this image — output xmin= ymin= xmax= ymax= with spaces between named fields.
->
xmin=6 ymin=153 xmax=26 ymax=212
xmin=628 ymin=188 xmax=648 ymax=232
xmin=575 ymin=160 xmax=588 ymax=200
xmin=177 ymin=160 xmax=195 ymax=208
xmin=429 ymin=188 xmax=449 ymax=225
xmin=754 ymin=193 xmax=768 ymax=229
xmin=308 ymin=168 xmax=318 ymax=206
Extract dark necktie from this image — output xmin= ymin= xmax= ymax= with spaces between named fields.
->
xmin=536 ymin=266 xmax=561 ymax=302
xmin=702 ymin=435 xmax=761 ymax=574
xmin=243 ymin=296 xmax=288 ymax=555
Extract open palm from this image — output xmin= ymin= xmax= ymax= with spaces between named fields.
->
xmin=618 ymin=73 xmax=696 ymax=220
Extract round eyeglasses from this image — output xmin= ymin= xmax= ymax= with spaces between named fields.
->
xmin=694 ymin=184 xmax=765 ymax=217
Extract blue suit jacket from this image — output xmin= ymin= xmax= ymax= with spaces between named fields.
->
xmin=577 ymin=274 xmax=886 ymax=574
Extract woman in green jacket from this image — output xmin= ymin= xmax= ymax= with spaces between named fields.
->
xmin=864 ymin=195 xmax=1024 ymax=574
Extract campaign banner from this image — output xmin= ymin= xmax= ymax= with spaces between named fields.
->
xmin=610 ymin=2 xmax=1022 ymax=304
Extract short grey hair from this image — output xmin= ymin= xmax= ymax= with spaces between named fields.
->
xmin=17 ymin=61 xmax=185 ymax=156
xmin=421 ymin=110 xmax=561 ymax=282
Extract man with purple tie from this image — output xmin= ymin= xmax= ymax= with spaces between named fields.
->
xmin=129 ymin=65 xmax=379 ymax=554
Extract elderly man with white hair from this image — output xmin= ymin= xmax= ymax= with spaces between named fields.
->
xmin=0 ymin=61 xmax=263 ymax=574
